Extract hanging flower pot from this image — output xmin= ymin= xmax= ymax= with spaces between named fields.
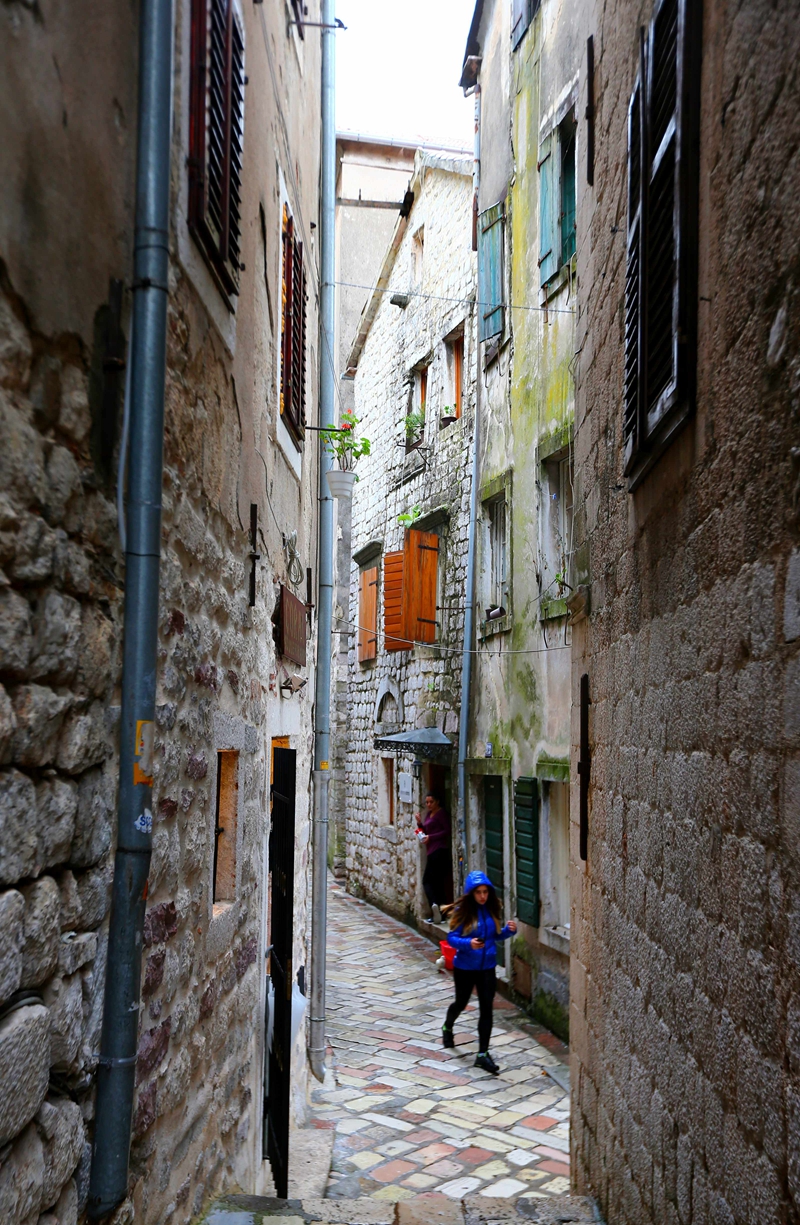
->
xmin=320 ymin=410 xmax=371 ymax=501
xmin=326 ymin=469 xmax=357 ymax=500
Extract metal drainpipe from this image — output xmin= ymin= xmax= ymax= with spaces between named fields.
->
xmin=309 ymin=0 xmax=336 ymax=1084
xmin=88 ymin=0 xmax=173 ymax=1215
xmin=456 ymin=85 xmax=482 ymax=892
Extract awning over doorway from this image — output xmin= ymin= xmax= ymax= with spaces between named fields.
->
xmin=372 ymin=726 xmax=454 ymax=760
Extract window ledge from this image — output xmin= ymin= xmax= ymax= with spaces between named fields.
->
xmin=480 ymin=614 xmax=512 ymax=639
xmin=540 ymin=596 xmax=568 ymax=621
xmin=539 ymin=925 xmax=570 ymax=956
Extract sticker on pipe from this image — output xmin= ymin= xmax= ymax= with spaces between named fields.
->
xmin=134 ymin=807 xmax=153 ymax=834
xmin=133 ymin=719 xmax=154 ymax=786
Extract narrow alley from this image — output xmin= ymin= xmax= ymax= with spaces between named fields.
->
xmin=315 ymin=882 xmax=572 ymax=1203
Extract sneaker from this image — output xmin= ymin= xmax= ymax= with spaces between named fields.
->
xmin=423 ymin=917 xmax=434 ymax=925
xmin=442 ymin=1026 xmax=455 ymax=1049
xmin=474 ymin=1051 xmax=500 ymax=1075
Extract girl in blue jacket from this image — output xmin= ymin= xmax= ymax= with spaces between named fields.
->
xmin=442 ymin=870 xmax=516 ymax=1074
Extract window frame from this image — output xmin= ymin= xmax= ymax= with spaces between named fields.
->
xmin=480 ymin=470 xmax=513 ymax=637
xmin=357 ymin=563 xmax=379 ymax=664
xmin=188 ymin=0 xmax=245 ymax=303
xmin=383 ymin=528 xmax=440 ymax=652
xmin=623 ymin=0 xmax=703 ymax=488
xmin=442 ymin=331 xmax=464 ymax=424
xmin=539 ymin=443 xmax=574 ymax=621
xmin=280 ymin=204 xmax=307 ymax=448
xmin=539 ymin=108 xmax=577 ymax=289
xmin=478 ymin=201 xmax=506 ymax=343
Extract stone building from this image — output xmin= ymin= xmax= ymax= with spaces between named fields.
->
xmin=0 ymin=2 xmax=321 ymax=1222
xmin=329 ymin=134 xmax=417 ymax=878
xmin=457 ymin=0 xmax=583 ymax=1033
xmin=342 ymin=151 xmax=476 ymax=920
xmin=569 ymin=1 xmax=800 ymax=1223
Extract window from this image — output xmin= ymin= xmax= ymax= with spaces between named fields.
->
xmin=357 ymin=565 xmax=378 ymax=663
xmin=417 ymin=367 xmax=428 ymax=416
xmin=478 ymin=202 xmax=505 ymax=342
xmin=538 ymin=111 xmax=576 ymax=287
xmin=213 ymin=750 xmax=239 ymax=904
xmin=281 ymin=205 xmax=307 ymax=445
xmin=377 ymin=757 xmax=395 ymax=826
xmin=544 ymin=782 xmax=570 ymax=932
xmin=514 ymin=778 xmax=540 ymax=926
xmin=488 ymin=496 xmax=508 ymax=612
xmin=188 ymin=0 xmax=245 ymax=299
xmin=383 ymin=529 xmax=440 ymax=652
xmin=511 ymin=0 xmax=536 ymax=49
xmin=289 ymin=0 xmax=305 ymax=37
xmin=541 ymin=450 xmax=573 ymax=611
xmin=624 ymin=0 xmax=703 ymax=486
xmin=443 ymin=334 xmax=463 ymax=422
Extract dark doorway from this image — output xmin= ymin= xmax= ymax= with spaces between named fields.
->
xmin=483 ymin=775 xmax=505 ymax=896
xmin=424 ymin=763 xmax=454 ymax=904
xmin=265 ymin=746 xmax=296 ymax=1198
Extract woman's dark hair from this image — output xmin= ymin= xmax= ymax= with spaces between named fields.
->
xmin=425 ymin=792 xmax=442 ymax=806
xmin=449 ymin=882 xmax=502 ymax=935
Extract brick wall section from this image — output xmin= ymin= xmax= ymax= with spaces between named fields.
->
xmin=346 ymin=158 xmax=476 ymax=919
xmin=570 ymin=3 xmax=800 ymax=1224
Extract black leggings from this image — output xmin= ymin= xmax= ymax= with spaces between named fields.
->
xmin=445 ymin=968 xmax=496 ymax=1052
xmin=423 ymin=849 xmax=451 ymax=909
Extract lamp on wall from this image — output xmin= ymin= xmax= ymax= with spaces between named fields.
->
xmin=485 ymin=605 xmax=506 ymax=621
xmin=411 ymin=758 xmax=423 ymax=780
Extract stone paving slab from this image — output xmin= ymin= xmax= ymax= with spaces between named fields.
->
xmin=206 ymin=1192 xmax=598 ymax=1224
xmin=317 ymin=882 xmax=574 ymax=1206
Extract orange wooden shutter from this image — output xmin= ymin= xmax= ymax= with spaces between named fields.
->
xmin=404 ymin=530 xmax=439 ymax=644
xmin=384 ymin=551 xmax=411 ymax=651
xmin=358 ymin=566 xmax=378 ymax=662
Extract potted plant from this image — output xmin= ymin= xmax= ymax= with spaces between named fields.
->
xmin=404 ymin=410 xmax=425 ymax=452
xmin=321 ymin=410 xmax=371 ymax=499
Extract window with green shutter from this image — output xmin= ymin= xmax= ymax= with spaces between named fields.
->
xmin=483 ymin=775 xmax=505 ymax=897
xmin=514 ymin=778 xmax=540 ymax=927
xmin=538 ymin=134 xmax=558 ymax=286
xmin=478 ymin=202 xmax=505 ymax=342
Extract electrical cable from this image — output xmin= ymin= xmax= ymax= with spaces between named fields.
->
xmin=335 ymin=279 xmax=575 ymax=317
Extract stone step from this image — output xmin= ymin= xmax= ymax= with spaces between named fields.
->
xmin=203 ymin=1192 xmax=601 ymax=1225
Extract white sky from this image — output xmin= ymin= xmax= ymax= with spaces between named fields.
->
xmin=334 ymin=0 xmax=476 ymax=150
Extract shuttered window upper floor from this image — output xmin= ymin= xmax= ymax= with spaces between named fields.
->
xmin=384 ymin=529 xmax=440 ymax=653
xmin=188 ymin=0 xmax=245 ymax=302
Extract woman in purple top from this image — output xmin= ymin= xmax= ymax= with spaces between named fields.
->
xmin=417 ymin=793 xmax=451 ymax=922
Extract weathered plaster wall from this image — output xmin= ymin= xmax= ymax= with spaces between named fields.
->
xmin=467 ymin=0 xmax=581 ymax=1029
xmin=0 ymin=2 xmax=320 ymax=1222
xmin=345 ymin=158 xmax=476 ymax=920
xmin=571 ymin=2 xmax=800 ymax=1223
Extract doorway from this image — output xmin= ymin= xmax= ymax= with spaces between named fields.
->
xmin=265 ymin=745 xmax=296 ymax=1198
xmin=423 ymin=762 xmax=454 ymax=904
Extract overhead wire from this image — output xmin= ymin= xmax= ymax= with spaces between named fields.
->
xmin=335 ymin=279 xmax=575 ymax=316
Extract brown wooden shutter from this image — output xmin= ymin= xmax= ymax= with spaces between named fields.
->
xmin=624 ymin=0 xmax=702 ymax=481
xmin=384 ymin=551 xmax=411 ymax=652
xmin=404 ymin=530 xmax=439 ymax=645
xmin=188 ymin=0 xmax=244 ymax=297
xmin=358 ymin=566 xmax=378 ymax=663
xmin=280 ymin=213 xmax=306 ymax=443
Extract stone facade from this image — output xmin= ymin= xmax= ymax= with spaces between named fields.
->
xmin=569 ymin=2 xmax=800 ymax=1224
xmin=0 ymin=2 xmax=321 ymax=1223
xmin=330 ymin=137 xmax=417 ymax=879
xmin=343 ymin=154 xmax=476 ymax=920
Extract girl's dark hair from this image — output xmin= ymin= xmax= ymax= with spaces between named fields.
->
xmin=449 ymin=883 xmax=502 ymax=935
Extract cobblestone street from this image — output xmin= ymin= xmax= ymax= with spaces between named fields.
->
xmin=312 ymin=881 xmax=573 ymax=1205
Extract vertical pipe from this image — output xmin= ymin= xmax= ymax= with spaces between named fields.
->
xmin=88 ymin=0 xmax=173 ymax=1215
xmin=456 ymin=86 xmax=482 ymax=894
xmin=309 ymin=0 xmax=336 ymax=1083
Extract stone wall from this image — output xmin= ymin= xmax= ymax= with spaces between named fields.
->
xmin=570 ymin=2 xmax=800 ymax=1223
xmin=345 ymin=157 xmax=476 ymax=920
xmin=0 ymin=1 xmax=321 ymax=1221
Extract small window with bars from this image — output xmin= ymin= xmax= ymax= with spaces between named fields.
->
xmin=623 ymin=0 xmax=703 ymax=487
xmin=188 ymin=0 xmax=245 ymax=300
xmin=280 ymin=205 xmax=307 ymax=445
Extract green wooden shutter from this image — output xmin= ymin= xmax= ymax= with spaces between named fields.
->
xmin=483 ymin=775 xmax=505 ymax=896
xmin=538 ymin=134 xmax=558 ymax=286
xmin=514 ymin=778 xmax=540 ymax=926
xmin=478 ymin=202 xmax=505 ymax=342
